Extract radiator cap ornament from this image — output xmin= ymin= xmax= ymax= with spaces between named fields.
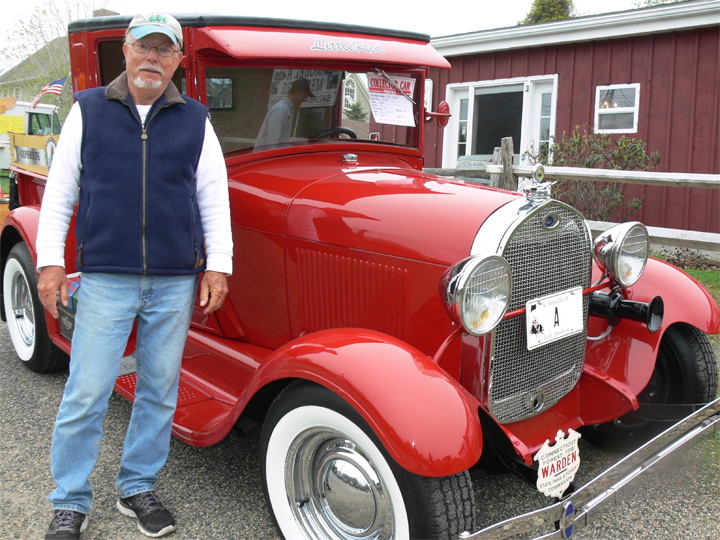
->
xmin=523 ymin=164 xmax=554 ymax=203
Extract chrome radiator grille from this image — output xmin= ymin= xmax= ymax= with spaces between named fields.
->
xmin=489 ymin=202 xmax=592 ymax=424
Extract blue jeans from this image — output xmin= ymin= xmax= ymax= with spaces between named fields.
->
xmin=49 ymin=272 xmax=197 ymax=514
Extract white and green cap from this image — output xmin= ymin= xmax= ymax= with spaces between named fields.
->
xmin=128 ymin=12 xmax=183 ymax=48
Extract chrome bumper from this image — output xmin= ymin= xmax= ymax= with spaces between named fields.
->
xmin=460 ymin=397 xmax=720 ymax=540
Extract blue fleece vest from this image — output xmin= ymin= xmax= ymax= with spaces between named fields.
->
xmin=74 ymin=79 xmax=208 ymax=275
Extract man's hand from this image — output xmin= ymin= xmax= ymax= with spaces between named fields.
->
xmin=199 ymin=271 xmax=229 ymax=315
xmin=37 ymin=266 xmax=69 ymax=320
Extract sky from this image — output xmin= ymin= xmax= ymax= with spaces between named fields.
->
xmin=1 ymin=0 xmax=643 ymax=42
xmin=0 ymin=0 xmax=644 ymax=74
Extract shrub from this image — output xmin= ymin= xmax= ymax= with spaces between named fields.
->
xmin=525 ymin=124 xmax=661 ymax=222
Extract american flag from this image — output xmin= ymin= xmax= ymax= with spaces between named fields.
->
xmin=31 ymin=77 xmax=67 ymax=108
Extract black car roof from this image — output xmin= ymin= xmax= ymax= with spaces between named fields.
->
xmin=67 ymin=13 xmax=431 ymax=43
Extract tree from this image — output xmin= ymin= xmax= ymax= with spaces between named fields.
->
xmin=519 ymin=0 xmax=576 ymax=25
xmin=344 ymin=101 xmax=368 ymax=121
xmin=0 ymin=0 xmax=114 ymax=119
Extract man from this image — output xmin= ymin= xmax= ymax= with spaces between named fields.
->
xmin=254 ymin=76 xmax=314 ymax=148
xmin=37 ymin=12 xmax=233 ymax=539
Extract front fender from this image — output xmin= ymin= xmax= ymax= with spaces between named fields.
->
xmin=251 ymin=328 xmax=483 ymax=477
xmin=639 ymin=257 xmax=720 ymax=334
xmin=585 ymin=257 xmax=720 ymax=409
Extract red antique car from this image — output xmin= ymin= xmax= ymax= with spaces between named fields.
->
xmin=2 ymin=14 xmax=718 ymax=540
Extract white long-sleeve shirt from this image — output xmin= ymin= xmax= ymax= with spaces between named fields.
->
xmin=36 ymin=101 xmax=233 ymax=275
xmin=255 ymin=97 xmax=294 ymax=147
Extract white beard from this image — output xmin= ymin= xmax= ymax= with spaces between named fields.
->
xmin=133 ymin=63 xmax=165 ymax=89
xmin=133 ymin=76 xmax=164 ymax=89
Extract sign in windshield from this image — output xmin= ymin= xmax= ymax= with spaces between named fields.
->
xmin=201 ymin=65 xmax=421 ymax=154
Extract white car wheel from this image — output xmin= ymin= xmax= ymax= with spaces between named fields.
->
xmin=260 ymin=383 xmax=475 ymax=540
xmin=265 ymin=404 xmax=409 ymax=540
xmin=3 ymin=242 xmax=68 ymax=372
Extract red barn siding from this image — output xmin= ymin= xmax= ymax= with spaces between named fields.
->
xmin=426 ymin=26 xmax=719 ymax=233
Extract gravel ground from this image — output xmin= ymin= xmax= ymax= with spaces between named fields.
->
xmin=1 ymin=320 xmax=718 ymax=540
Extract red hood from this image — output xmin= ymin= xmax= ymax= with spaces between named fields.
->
xmin=286 ymin=168 xmax=520 ymax=266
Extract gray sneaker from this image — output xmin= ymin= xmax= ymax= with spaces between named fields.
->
xmin=45 ymin=510 xmax=88 ymax=539
xmin=116 ymin=491 xmax=176 ymax=537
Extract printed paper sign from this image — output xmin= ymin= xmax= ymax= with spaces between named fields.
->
xmin=534 ymin=429 xmax=581 ymax=498
xmin=366 ymin=73 xmax=416 ymax=127
xmin=266 ymin=69 xmax=342 ymax=110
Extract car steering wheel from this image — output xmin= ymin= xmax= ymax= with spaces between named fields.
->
xmin=312 ymin=127 xmax=358 ymax=139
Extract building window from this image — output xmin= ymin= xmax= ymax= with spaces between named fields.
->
xmin=472 ymin=85 xmax=523 ymax=157
xmin=13 ymin=87 xmax=22 ymax=101
xmin=444 ymin=75 xmax=557 ymax=168
xmin=344 ymin=78 xmax=356 ymax=110
xmin=594 ymin=83 xmax=640 ymax=134
xmin=539 ymin=92 xmax=552 ymax=156
xmin=457 ymin=98 xmax=468 ymax=158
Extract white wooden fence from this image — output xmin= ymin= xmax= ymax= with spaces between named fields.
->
xmin=425 ymin=138 xmax=720 ymax=253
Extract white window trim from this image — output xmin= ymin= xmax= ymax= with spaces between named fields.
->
xmin=594 ymin=83 xmax=640 ymax=134
xmin=442 ymin=74 xmax=558 ymax=168
xmin=344 ymin=77 xmax=357 ymax=111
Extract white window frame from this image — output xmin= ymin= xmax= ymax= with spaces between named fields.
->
xmin=594 ymin=83 xmax=640 ymax=134
xmin=343 ymin=77 xmax=356 ymax=111
xmin=442 ymin=74 xmax=558 ymax=168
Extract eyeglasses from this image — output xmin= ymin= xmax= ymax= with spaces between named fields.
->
xmin=128 ymin=40 xmax=178 ymax=58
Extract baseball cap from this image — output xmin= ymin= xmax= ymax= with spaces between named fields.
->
xmin=290 ymin=77 xmax=314 ymax=98
xmin=128 ymin=12 xmax=183 ymax=48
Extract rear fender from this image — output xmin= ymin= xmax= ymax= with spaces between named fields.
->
xmin=1 ymin=205 xmax=41 ymax=258
xmin=251 ymin=328 xmax=483 ymax=477
xmin=1 ymin=206 xmax=78 ymax=352
xmin=1 ymin=207 xmax=41 ymax=322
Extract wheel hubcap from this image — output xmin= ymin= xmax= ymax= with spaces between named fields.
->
xmin=10 ymin=272 xmax=35 ymax=347
xmin=287 ymin=429 xmax=394 ymax=540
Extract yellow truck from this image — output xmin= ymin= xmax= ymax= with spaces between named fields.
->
xmin=1 ymin=96 xmax=61 ymax=219
xmin=0 ymin=96 xmax=61 ymax=173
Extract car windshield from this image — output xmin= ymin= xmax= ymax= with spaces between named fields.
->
xmin=201 ymin=66 xmax=422 ymax=155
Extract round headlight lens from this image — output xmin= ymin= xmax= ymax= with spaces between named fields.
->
xmin=615 ymin=223 xmax=648 ymax=287
xmin=443 ymin=255 xmax=512 ymax=336
xmin=593 ymin=222 xmax=649 ymax=288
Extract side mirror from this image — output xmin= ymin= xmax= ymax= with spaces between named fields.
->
xmin=425 ymin=101 xmax=451 ymax=128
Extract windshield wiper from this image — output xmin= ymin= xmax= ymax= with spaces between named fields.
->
xmin=373 ymin=68 xmax=416 ymax=105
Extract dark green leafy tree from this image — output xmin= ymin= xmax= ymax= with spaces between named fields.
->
xmin=345 ymin=101 xmax=368 ymax=121
xmin=519 ymin=0 xmax=576 ymax=25
xmin=525 ymin=124 xmax=661 ymax=222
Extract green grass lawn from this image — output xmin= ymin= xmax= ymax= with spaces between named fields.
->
xmin=684 ymin=267 xmax=720 ymax=397
xmin=653 ymin=248 xmax=720 ymax=399
xmin=685 ymin=266 xmax=720 ymax=354
xmin=686 ymin=268 xmax=720 ymax=298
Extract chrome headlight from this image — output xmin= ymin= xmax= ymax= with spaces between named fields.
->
xmin=593 ymin=222 xmax=649 ymax=287
xmin=441 ymin=255 xmax=512 ymax=336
